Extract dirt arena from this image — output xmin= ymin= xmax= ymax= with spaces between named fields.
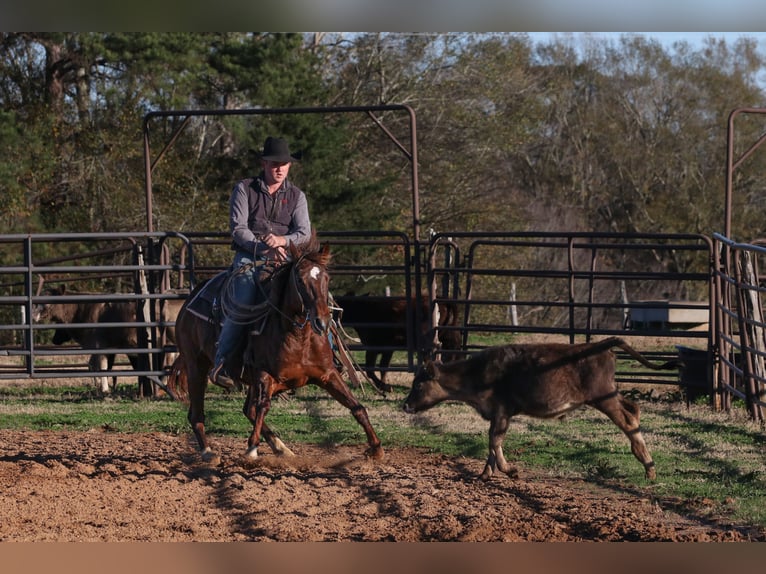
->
xmin=2 ymin=334 xmax=764 ymax=543
xmin=1 ymin=426 xmax=763 ymax=542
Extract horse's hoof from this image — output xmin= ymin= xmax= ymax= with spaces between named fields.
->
xmin=245 ymin=445 xmax=259 ymax=460
xmin=503 ymin=467 xmax=519 ymax=479
xmin=365 ymin=445 xmax=384 ymax=460
xmin=200 ymin=449 xmax=221 ymax=466
xmin=270 ymin=438 xmax=295 ymax=457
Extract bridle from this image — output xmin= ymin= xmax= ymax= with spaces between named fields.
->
xmin=264 ymin=254 xmax=323 ymax=331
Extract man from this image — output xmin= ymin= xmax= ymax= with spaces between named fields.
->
xmin=209 ymin=136 xmax=311 ymax=390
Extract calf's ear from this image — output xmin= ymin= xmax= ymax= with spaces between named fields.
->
xmin=424 ymin=360 xmax=438 ymax=377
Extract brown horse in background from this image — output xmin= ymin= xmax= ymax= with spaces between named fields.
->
xmin=171 ymin=231 xmax=384 ymax=464
xmin=33 ymin=286 xmax=184 ymax=394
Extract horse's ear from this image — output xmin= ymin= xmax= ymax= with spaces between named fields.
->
xmin=288 ymin=241 xmax=300 ymax=259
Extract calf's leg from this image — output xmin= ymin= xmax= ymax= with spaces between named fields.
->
xmin=89 ymin=354 xmax=111 ymax=394
xmin=480 ymin=416 xmax=518 ymax=481
xmin=376 ymin=350 xmax=395 ymax=392
xmin=591 ymin=393 xmax=656 ymax=480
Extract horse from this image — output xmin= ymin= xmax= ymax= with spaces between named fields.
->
xmin=171 ymin=231 xmax=384 ymax=465
xmin=32 ymin=286 xmax=184 ymax=393
xmin=332 ymin=293 xmax=462 ymax=393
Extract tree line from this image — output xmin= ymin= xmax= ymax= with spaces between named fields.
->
xmin=2 ymin=32 xmax=766 ymax=295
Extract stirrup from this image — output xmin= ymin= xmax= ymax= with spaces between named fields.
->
xmin=208 ymin=362 xmax=236 ymax=391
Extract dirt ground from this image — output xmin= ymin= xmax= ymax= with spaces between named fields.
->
xmin=1 ymin=426 xmax=763 ymax=542
xmin=2 ymin=337 xmax=764 ymax=543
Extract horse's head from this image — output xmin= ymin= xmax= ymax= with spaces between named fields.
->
xmin=31 ymin=285 xmax=67 ymax=323
xmin=288 ymin=239 xmax=332 ymax=335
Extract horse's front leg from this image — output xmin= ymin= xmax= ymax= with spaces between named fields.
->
xmin=261 ymin=422 xmax=295 ymax=457
xmin=319 ymin=370 xmax=384 ymax=460
xmin=243 ymin=372 xmax=274 ymax=459
xmin=89 ymin=353 xmax=111 ymax=394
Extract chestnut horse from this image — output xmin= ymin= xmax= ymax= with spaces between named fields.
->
xmin=172 ymin=232 xmax=384 ymax=464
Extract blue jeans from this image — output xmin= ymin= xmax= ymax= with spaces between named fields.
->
xmin=213 ymin=251 xmax=263 ymax=369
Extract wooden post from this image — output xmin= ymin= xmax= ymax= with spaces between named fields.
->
xmin=620 ymin=280 xmax=630 ymax=328
xmin=508 ymin=283 xmax=518 ymax=326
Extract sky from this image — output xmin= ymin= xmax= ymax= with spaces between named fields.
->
xmin=3 ymin=0 xmax=766 ymax=31
xmin=527 ymin=32 xmax=766 ymax=49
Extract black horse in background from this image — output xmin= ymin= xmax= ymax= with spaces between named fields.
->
xmin=333 ymin=293 xmax=462 ymax=393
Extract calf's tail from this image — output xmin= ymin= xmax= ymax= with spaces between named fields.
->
xmin=608 ymin=337 xmax=683 ymax=370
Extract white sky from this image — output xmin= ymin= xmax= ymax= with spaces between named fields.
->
xmin=527 ymin=32 xmax=766 ymax=48
xmin=3 ymin=2 xmax=766 ymax=38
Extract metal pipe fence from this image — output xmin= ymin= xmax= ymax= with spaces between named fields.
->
xmin=5 ymin=228 xmax=762 ymax=419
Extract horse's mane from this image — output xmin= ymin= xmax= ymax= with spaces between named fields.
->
xmin=291 ymin=228 xmax=330 ymax=266
xmin=295 ymin=228 xmax=327 ymax=260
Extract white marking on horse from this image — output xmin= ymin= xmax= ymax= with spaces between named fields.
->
xmin=309 ymin=266 xmax=320 ymax=280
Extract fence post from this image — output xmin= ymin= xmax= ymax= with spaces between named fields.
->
xmin=740 ymin=252 xmax=765 ymax=422
xmin=508 ymin=283 xmax=518 ymax=326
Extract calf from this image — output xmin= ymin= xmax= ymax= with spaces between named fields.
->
xmin=403 ymin=337 xmax=680 ymax=481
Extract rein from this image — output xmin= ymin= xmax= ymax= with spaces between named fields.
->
xmin=219 ymin=251 xmax=322 ymax=331
xmin=261 ymin=254 xmax=312 ymax=329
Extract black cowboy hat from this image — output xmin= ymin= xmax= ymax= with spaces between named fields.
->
xmin=258 ymin=136 xmax=300 ymax=163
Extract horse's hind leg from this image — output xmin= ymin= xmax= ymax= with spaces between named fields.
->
xmin=319 ymin=372 xmax=384 ymax=460
xmin=591 ymin=393 xmax=655 ymax=480
xmin=187 ymin=366 xmax=219 ymax=465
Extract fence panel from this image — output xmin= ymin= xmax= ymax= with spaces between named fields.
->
xmin=0 ymin=232 xmax=192 ymax=396
xmin=0 ymin=230 xmax=725 ymax=405
xmin=714 ymin=233 xmax=766 ymax=420
xmin=428 ymin=231 xmax=714 ymax=390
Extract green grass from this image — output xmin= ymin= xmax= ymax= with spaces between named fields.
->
xmin=1 ymin=379 xmax=765 ymax=530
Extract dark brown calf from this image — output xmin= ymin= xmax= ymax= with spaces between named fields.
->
xmin=403 ymin=337 xmax=680 ymax=481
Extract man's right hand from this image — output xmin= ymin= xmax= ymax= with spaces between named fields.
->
xmin=263 ymin=245 xmax=287 ymax=262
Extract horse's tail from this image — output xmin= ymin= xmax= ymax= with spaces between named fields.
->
xmin=167 ymin=354 xmax=190 ymax=403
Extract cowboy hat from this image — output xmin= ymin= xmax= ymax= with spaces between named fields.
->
xmin=258 ymin=136 xmax=299 ymax=163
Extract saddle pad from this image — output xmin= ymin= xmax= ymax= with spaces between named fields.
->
xmin=185 ymin=271 xmax=228 ymax=326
